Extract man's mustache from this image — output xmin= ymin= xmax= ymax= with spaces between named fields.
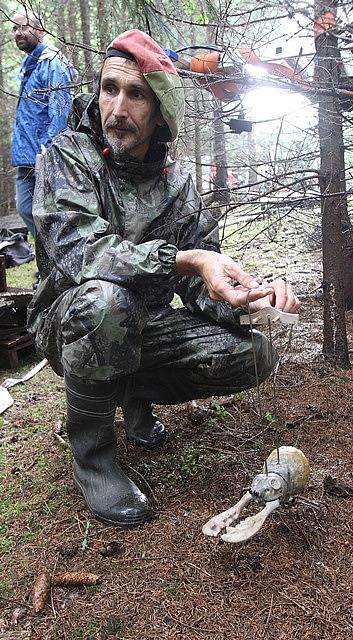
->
xmin=105 ymin=119 xmax=137 ymax=133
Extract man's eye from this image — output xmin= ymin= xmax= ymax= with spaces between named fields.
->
xmin=104 ymin=85 xmax=115 ymax=95
xmin=132 ymin=90 xmax=144 ymax=99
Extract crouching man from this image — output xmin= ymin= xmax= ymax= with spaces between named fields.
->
xmin=28 ymin=30 xmax=300 ymax=527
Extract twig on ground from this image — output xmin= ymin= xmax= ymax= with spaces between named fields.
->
xmin=50 ymin=555 xmax=59 ymax=619
xmin=125 ymin=463 xmax=158 ymax=504
xmin=261 ymin=593 xmax=274 ymax=637
xmin=53 ymin=419 xmax=63 ymax=434
xmin=53 ymin=432 xmax=69 ymax=448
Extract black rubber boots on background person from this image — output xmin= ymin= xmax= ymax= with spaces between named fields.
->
xmin=64 ymin=373 xmax=152 ymax=527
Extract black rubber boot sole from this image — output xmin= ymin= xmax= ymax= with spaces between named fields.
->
xmin=127 ymin=430 xmax=167 ymax=450
xmin=73 ymin=477 xmax=153 ymax=528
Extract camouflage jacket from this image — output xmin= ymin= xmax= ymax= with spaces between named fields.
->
xmin=28 ymin=94 xmax=242 ymax=335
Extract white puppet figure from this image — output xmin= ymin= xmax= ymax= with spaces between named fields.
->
xmin=203 ymin=446 xmax=310 ymax=543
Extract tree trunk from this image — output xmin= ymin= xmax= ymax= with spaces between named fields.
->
xmin=194 ymin=89 xmax=203 ymax=193
xmin=212 ymin=104 xmax=229 ymax=204
xmin=315 ymin=0 xmax=350 ymax=368
xmin=340 ymin=206 xmax=353 ymax=309
xmin=67 ymin=0 xmax=80 ymax=71
xmin=205 ymin=23 xmax=229 ymax=205
xmin=54 ymin=3 xmax=68 ymax=58
xmin=190 ymin=22 xmax=203 ymax=193
xmin=78 ymin=0 xmax=94 ymax=82
xmin=0 ymin=30 xmax=15 ymax=214
xmin=247 ymin=130 xmax=257 ymax=187
xmin=97 ymin=0 xmax=110 ymax=52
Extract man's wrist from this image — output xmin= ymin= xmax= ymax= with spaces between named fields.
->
xmin=175 ymin=249 xmax=209 ymax=276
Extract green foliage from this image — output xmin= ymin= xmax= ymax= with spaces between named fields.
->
xmin=18 ymin=530 xmax=35 ymax=543
xmin=264 ymin=410 xmax=277 ymax=425
xmin=0 ymin=494 xmax=29 ymax=552
xmin=6 ymin=259 xmax=37 ymax=290
xmin=214 ymin=403 xmax=229 ymax=419
xmin=163 ymin=580 xmax=182 ymax=595
xmin=207 ymin=403 xmax=229 ymax=427
xmin=0 ymin=449 xmax=4 ymax=478
xmin=0 ymin=525 xmax=12 ymax=553
xmin=182 ymin=0 xmax=197 ymax=16
xmin=68 ymin=623 xmax=99 ymax=640
xmin=179 ymin=446 xmax=200 ymax=476
xmin=194 ymin=13 xmax=208 ymax=24
xmin=0 ymin=497 xmax=28 ymax=520
xmin=0 ymin=576 xmax=12 ymax=597
xmin=163 ymin=446 xmax=202 ymax=487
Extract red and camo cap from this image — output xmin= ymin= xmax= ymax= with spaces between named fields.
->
xmin=105 ymin=29 xmax=185 ymax=142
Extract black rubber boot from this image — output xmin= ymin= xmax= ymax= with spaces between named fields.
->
xmin=122 ymin=399 xmax=166 ymax=450
xmin=65 ymin=374 xmax=152 ymax=527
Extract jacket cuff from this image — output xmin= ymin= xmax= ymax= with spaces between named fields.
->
xmin=157 ymin=243 xmax=178 ymax=273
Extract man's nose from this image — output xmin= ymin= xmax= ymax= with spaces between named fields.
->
xmin=112 ymin=92 xmax=129 ymax=118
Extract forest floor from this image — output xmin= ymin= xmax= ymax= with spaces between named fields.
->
xmin=1 ymin=207 xmax=353 ymax=639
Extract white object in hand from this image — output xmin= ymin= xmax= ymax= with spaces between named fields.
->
xmin=240 ymin=307 xmax=299 ymax=325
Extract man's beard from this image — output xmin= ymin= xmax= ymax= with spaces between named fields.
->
xmin=16 ymin=39 xmax=37 ymax=53
xmin=103 ymin=118 xmax=138 ymax=157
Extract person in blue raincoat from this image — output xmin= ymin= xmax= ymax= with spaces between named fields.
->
xmin=11 ymin=9 xmax=77 ymax=237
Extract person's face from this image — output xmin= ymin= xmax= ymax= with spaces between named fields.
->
xmin=12 ymin=13 xmax=44 ymax=53
xmin=99 ymin=57 xmax=164 ymax=161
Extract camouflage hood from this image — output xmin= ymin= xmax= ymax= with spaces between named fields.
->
xmin=106 ymin=29 xmax=185 ymax=142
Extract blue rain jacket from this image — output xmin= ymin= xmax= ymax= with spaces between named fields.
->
xmin=11 ymin=43 xmax=76 ymax=167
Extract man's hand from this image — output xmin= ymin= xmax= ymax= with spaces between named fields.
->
xmin=233 ymin=280 xmax=300 ymax=313
xmin=175 ymin=249 xmax=300 ymax=313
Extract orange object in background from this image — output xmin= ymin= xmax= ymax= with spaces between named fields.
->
xmin=196 ymin=76 xmax=241 ymax=101
xmin=239 ymin=46 xmax=307 ymax=84
xmin=238 ymin=47 xmax=263 ymax=66
xmin=314 ymin=11 xmax=336 ymax=39
xmin=191 ymin=51 xmax=241 ymax=100
xmin=190 ymin=51 xmax=220 ymax=74
xmin=185 ymin=45 xmax=309 ymax=102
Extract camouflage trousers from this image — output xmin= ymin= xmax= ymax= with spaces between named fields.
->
xmin=37 ymin=279 xmax=276 ymax=404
